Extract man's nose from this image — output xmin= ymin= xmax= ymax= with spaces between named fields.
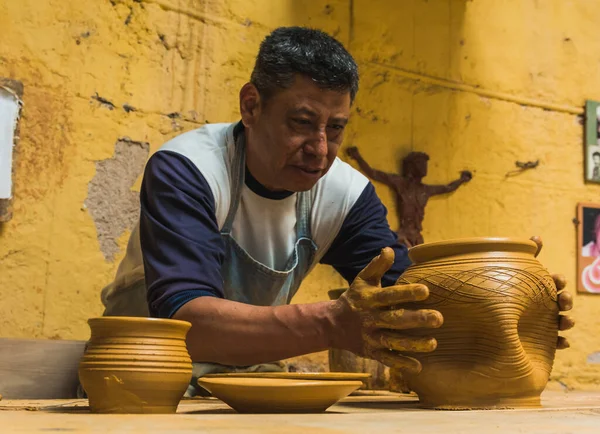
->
xmin=304 ymin=129 xmax=328 ymax=157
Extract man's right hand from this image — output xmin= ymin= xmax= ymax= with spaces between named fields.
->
xmin=330 ymin=247 xmax=443 ymax=374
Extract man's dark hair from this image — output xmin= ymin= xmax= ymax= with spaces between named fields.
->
xmin=593 ymin=152 xmax=600 ymax=158
xmin=250 ymin=27 xmax=359 ymax=103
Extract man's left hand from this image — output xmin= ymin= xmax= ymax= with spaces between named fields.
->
xmin=553 ymin=273 xmax=575 ymax=349
xmin=530 ymin=236 xmax=575 ymax=350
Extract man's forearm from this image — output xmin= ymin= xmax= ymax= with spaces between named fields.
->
xmin=173 ymin=297 xmax=342 ymax=366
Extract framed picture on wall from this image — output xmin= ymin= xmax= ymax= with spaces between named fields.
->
xmin=577 ymin=203 xmax=600 ymax=294
xmin=585 ymin=100 xmax=600 ymax=183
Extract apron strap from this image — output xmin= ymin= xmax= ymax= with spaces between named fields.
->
xmin=221 ymin=129 xmax=246 ymax=234
xmin=296 ymin=189 xmax=313 ymax=240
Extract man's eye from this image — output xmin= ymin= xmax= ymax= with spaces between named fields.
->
xmin=294 ymin=118 xmax=312 ymax=125
xmin=327 ymin=124 xmax=345 ymax=131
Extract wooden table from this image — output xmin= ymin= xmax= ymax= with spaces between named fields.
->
xmin=1 ymin=390 xmax=600 ymax=433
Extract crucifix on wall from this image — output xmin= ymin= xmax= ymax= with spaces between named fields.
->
xmin=346 ymin=146 xmax=472 ymax=248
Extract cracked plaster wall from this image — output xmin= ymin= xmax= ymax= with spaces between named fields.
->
xmin=1 ymin=0 xmax=600 ymax=389
xmin=0 ymin=0 xmax=341 ymax=340
xmin=85 ymin=138 xmax=149 ymax=261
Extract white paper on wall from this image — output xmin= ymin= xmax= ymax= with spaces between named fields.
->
xmin=0 ymin=87 xmax=21 ymax=199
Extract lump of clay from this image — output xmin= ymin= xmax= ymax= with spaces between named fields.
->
xmin=397 ymin=237 xmax=559 ymax=409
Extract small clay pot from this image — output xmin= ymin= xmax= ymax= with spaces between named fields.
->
xmin=79 ymin=317 xmax=193 ymax=414
xmin=397 ymin=238 xmax=559 ymax=409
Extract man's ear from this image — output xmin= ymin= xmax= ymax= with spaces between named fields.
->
xmin=240 ymin=83 xmax=261 ymax=127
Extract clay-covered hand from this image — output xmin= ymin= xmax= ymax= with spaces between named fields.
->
xmin=345 ymin=146 xmax=361 ymax=160
xmin=330 ymin=247 xmax=443 ymax=373
xmin=460 ymin=170 xmax=473 ymax=182
xmin=552 ymin=273 xmax=574 ymax=349
xmin=529 ymin=236 xmax=575 ymax=350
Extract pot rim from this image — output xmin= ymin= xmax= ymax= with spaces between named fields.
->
xmin=88 ymin=316 xmax=191 ymax=327
xmin=408 ymin=237 xmax=539 ymax=264
xmin=88 ymin=316 xmax=190 ymax=324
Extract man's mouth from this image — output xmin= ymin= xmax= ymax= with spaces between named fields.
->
xmin=295 ymin=166 xmax=323 ymax=175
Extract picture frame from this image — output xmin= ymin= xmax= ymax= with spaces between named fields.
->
xmin=584 ymin=100 xmax=600 ymax=183
xmin=577 ymin=202 xmax=600 ymax=294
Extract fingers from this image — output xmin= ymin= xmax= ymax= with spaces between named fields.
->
xmin=559 ymin=315 xmax=575 ymax=331
xmin=558 ymin=290 xmax=573 ymax=312
xmin=545 ymin=272 xmax=574 ymax=350
xmin=552 ymin=274 xmax=567 ymax=291
xmin=366 ymin=309 xmax=443 ymax=330
xmin=369 ymin=349 xmax=422 ymax=373
xmin=354 ymin=284 xmax=429 ymax=309
xmin=364 ymin=330 xmax=437 ymax=353
xmin=557 ymin=335 xmax=570 ymax=350
xmin=355 ymin=247 xmax=395 ymax=286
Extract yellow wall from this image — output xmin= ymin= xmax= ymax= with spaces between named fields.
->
xmin=1 ymin=0 xmax=599 ymax=388
xmin=336 ymin=0 xmax=600 ymax=389
xmin=0 ymin=0 xmax=309 ymax=337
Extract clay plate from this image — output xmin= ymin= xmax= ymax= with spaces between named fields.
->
xmin=196 ymin=377 xmax=363 ymax=413
xmin=203 ymin=372 xmax=371 ymax=382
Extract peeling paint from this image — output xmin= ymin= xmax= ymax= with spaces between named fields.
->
xmin=85 ymin=138 xmax=149 ymax=261
xmin=91 ymin=93 xmax=116 ymax=110
xmin=588 ymin=352 xmax=600 ymax=364
xmin=122 ymin=104 xmax=136 ymax=113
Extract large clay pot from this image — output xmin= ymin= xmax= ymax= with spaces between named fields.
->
xmin=79 ymin=317 xmax=193 ymax=413
xmin=397 ymin=238 xmax=559 ymax=409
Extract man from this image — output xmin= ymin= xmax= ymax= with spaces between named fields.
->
xmin=101 ymin=27 xmax=573 ymax=392
xmin=345 ymin=147 xmax=472 ymax=247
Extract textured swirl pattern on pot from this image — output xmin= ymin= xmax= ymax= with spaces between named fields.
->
xmin=397 ymin=238 xmax=558 ymax=409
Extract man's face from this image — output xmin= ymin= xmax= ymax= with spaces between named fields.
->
xmin=594 ymin=155 xmax=600 ymax=167
xmin=241 ymin=75 xmax=351 ymax=192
